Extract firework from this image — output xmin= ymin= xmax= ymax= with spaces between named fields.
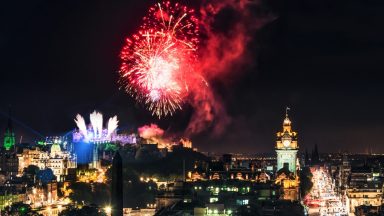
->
xmin=120 ymin=1 xmax=199 ymax=117
xmin=107 ymin=116 xmax=119 ymax=138
xmin=74 ymin=111 xmax=119 ymax=142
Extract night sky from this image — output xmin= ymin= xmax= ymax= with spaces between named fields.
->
xmin=1 ymin=0 xmax=384 ymax=153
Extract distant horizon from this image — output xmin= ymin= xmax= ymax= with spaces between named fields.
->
xmin=2 ymin=0 xmax=384 ymax=153
xmin=1 ymin=107 xmax=383 ymax=155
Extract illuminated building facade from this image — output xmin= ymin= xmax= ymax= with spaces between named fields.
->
xmin=180 ymin=138 xmax=192 ymax=149
xmin=3 ymin=112 xmax=15 ymax=151
xmin=48 ymin=143 xmax=77 ymax=181
xmin=275 ymin=108 xmax=300 ymax=201
xmin=17 ymin=144 xmax=76 ymax=181
xmin=26 ymin=182 xmax=59 ymax=208
xmin=0 ymin=152 xmax=18 ymax=179
xmin=275 ymin=109 xmax=299 ymax=174
xmin=346 ymin=167 xmax=383 ymax=213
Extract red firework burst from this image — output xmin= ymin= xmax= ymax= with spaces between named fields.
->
xmin=120 ymin=1 xmax=199 ymax=118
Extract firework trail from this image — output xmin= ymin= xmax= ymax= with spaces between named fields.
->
xmin=120 ymin=0 xmax=270 ymax=137
xmin=120 ymin=1 xmax=200 ymax=118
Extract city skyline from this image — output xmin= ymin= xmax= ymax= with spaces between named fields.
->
xmin=1 ymin=0 xmax=384 ymax=154
xmin=1 ymin=1 xmax=384 ymax=215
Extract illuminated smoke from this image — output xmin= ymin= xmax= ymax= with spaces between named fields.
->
xmin=137 ymin=124 xmax=195 ymax=149
xmin=119 ymin=0 xmax=271 ymax=138
xmin=186 ymin=88 xmax=230 ymax=136
xmin=185 ymin=0 xmax=270 ymax=136
xmin=75 ymin=114 xmax=88 ymax=140
xmin=107 ymin=116 xmax=119 ymax=138
xmin=138 ymin=123 xmax=176 ymax=149
xmin=74 ymin=111 xmax=119 ymax=142
xmin=138 ymin=124 xmax=165 ymax=140
xmin=90 ymin=111 xmax=103 ymax=139
xmin=180 ymin=138 xmax=192 ymax=148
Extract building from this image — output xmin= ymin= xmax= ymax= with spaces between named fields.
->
xmin=346 ymin=166 xmax=383 ymax=213
xmin=155 ymin=180 xmax=286 ymax=215
xmin=180 ymin=138 xmax=192 ymax=149
xmin=0 ymin=151 xmax=19 ymax=179
xmin=335 ymin=154 xmax=351 ymax=194
xmin=275 ymin=109 xmax=299 ymax=174
xmin=3 ymin=110 xmax=15 ymax=151
xmin=26 ymin=181 xmax=59 ymax=208
xmin=48 ymin=143 xmax=77 ymax=181
xmin=0 ymin=186 xmax=26 ymax=210
xmin=275 ymin=108 xmax=300 ymax=201
xmin=17 ymin=143 xmax=76 ymax=182
xmin=73 ymin=111 xmax=123 ymax=169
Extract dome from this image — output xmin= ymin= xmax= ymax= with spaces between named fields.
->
xmin=50 ymin=143 xmax=61 ymax=154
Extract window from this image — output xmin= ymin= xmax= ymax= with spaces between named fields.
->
xmin=209 ymin=197 xmax=218 ymax=203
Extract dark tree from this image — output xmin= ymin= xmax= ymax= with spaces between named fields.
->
xmin=300 ymin=167 xmax=313 ymax=197
xmin=304 ymin=149 xmax=309 ymax=166
xmin=68 ymin=182 xmax=93 ymax=204
xmin=36 ymin=168 xmax=56 ymax=184
xmin=68 ymin=182 xmax=110 ymax=206
xmin=311 ymin=144 xmax=319 ymax=164
xmin=24 ymin=165 xmax=40 ymax=176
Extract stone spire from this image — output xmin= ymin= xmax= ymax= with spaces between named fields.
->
xmin=111 ymin=151 xmax=123 ymax=216
xmin=4 ymin=106 xmax=15 ymax=151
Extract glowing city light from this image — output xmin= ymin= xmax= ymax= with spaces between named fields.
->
xmin=104 ymin=205 xmax=112 ymax=215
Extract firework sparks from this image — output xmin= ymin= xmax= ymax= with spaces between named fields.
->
xmin=120 ymin=1 xmax=199 ymax=118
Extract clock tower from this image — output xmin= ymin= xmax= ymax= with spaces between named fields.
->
xmin=276 ymin=108 xmax=298 ymax=175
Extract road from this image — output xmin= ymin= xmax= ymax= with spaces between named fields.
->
xmin=305 ymin=167 xmax=348 ymax=216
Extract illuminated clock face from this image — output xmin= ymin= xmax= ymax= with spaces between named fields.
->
xmin=282 ymin=139 xmax=291 ymax=147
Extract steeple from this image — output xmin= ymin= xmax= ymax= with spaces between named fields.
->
xmin=286 ymin=106 xmax=290 ymax=118
xmin=305 ymin=149 xmax=310 ymax=166
xmin=283 ymin=107 xmax=292 ymax=132
xmin=4 ymin=106 xmax=16 ymax=151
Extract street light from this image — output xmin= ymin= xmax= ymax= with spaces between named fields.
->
xmin=104 ymin=205 xmax=112 ymax=215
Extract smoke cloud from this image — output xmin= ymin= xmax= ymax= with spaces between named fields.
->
xmin=185 ymin=0 xmax=271 ymax=137
xmin=138 ymin=123 xmax=179 ymax=149
xmin=138 ymin=123 xmax=164 ymax=140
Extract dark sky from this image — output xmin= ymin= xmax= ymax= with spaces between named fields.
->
xmin=1 ymin=0 xmax=384 ymax=153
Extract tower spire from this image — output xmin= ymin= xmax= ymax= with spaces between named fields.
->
xmin=283 ymin=107 xmax=292 ymax=130
xmin=111 ymin=151 xmax=123 ymax=216
xmin=4 ymin=105 xmax=16 ymax=151
xmin=285 ymin=106 xmax=290 ymax=118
